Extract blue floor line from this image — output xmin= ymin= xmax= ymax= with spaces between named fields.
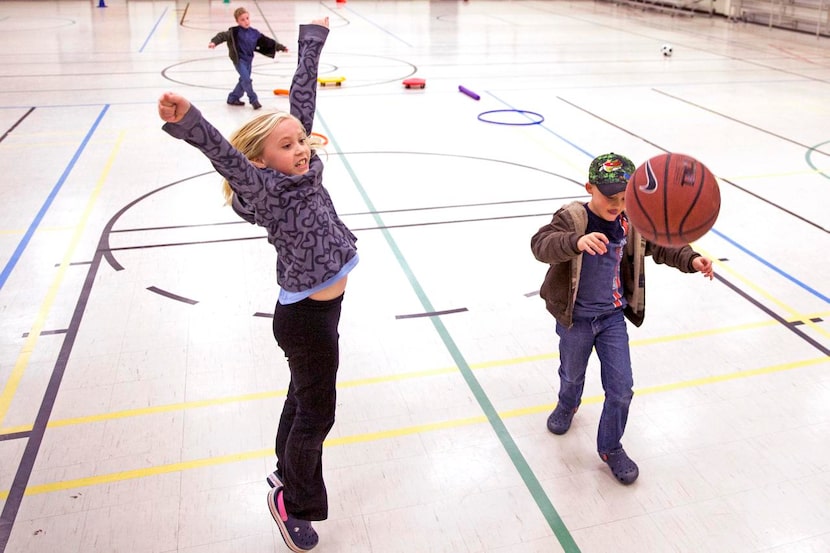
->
xmin=0 ymin=105 xmax=109 ymax=291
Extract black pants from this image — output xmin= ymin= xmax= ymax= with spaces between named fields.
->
xmin=272 ymin=294 xmax=343 ymax=521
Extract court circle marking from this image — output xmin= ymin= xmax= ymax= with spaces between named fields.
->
xmin=477 ymin=110 xmax=545 ymax=126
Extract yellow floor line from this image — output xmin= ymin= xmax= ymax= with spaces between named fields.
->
xmin=6 ymin=449 xmax=272 ymax=497
xmin=728 ymin=168 xmax=830 ymax=180
xmin=1 ymin=355 xmax=826 ymax=499
xmin=1 ymin=311 xmax=826 ymax=436
xmin=0 ymin=226 xmax=75 ymax=236
xmin=501 ymin=356 xmax=828 ymax=418
xmin=0 ymin=132 xmax=125 ymax=427
xmin=698 ymin=246 xmax=829 ymax=339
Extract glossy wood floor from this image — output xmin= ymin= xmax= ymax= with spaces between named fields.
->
xmin=0 ymin=1 xmax=828 ymax=552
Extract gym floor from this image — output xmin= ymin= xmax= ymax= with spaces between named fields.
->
xmin=0 ymin=1 xmax=828 ymax=552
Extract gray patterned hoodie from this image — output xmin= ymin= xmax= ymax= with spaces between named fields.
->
xmin=163 ymin=24 xmax=358 ymax=294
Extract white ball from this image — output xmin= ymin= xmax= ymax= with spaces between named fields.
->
xmin=661 ymin=44 xmax=673 ymax=57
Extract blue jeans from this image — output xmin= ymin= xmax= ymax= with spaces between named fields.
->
xmin=228 ymin=58 xmax=258 ymax=103
xmin=555 ymin=308 xmax=634 ymax=454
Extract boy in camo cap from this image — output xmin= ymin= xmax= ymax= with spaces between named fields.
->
xmin=530 ymin=153 xmax=714 ymax=485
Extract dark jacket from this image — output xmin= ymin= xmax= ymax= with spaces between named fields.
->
xmin=210 ymin=27 xmax=286 ymax=64
xmin=530 ymin=201 xmax=701 ymax=328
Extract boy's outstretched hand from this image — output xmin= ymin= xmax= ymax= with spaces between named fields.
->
xmin=693 ymin=256 xmax=715 ymax=280
xmin=158 ymin=92 xmax=191 ymax=124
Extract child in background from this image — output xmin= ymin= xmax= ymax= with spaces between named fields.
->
xmin=209 ymin=6 xmax=287 ymax=110
xmin=530 ymin=152 xmax=713 ymax=485
xmin=160 ymin=17 xmax=355 ymax=552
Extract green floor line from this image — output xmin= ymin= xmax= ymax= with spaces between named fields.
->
xmin=317 ymin=113 xmax=580 ymax=553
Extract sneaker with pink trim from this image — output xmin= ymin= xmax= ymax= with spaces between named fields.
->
xmin=267 ymin=487 xmax=319 ymax=552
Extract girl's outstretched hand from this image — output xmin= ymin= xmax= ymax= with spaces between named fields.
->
xmin=158 ymin=92 xmax=191 ymax=124
xmin=311 ymin=16 xmax=329 ymax=28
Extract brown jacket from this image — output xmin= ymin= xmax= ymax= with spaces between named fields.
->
xmin=530 ymin=201 xmax=701 ymax=329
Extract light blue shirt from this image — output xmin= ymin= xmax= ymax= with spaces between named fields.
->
xmin=278 ymin=253 xmax=359 ymax=304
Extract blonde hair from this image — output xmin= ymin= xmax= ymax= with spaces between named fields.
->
xmin=222 ymin=111 xmax=324 ymax=205
xmin=233 ymin=7 xmax=248 ymax=21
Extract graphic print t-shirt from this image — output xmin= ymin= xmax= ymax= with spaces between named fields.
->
xmin=573 ymin=204 xmax=628 ymax=319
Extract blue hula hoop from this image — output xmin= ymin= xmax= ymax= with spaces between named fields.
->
xmin=477 ymin=109 xmax=544 ymax=126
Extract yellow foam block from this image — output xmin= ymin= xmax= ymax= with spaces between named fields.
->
xmin=317 ymin=76 xmax=346 ymax=87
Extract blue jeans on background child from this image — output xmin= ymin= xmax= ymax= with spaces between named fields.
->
xmin=555 ymin=308 xmax=634 ymax=454
xmin=229 ymin=58 xmax=258 ymax=104
xmin=272 ymin=294 xmax=343 ymax=521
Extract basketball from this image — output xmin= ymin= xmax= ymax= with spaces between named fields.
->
xmin=625 ymin=153 xmax=720 ymax=247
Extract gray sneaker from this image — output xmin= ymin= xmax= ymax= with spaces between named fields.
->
xmin=546 ymin=404 xmax=577 ymax=435
xmin=267 ymin=470 xmax=283 ymax=489
xmin=600 ymin=448 xmax=639 ymax=485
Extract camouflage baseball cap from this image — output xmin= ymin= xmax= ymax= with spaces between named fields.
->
xmin=588 ymin=152 xmax=635 ymax=196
